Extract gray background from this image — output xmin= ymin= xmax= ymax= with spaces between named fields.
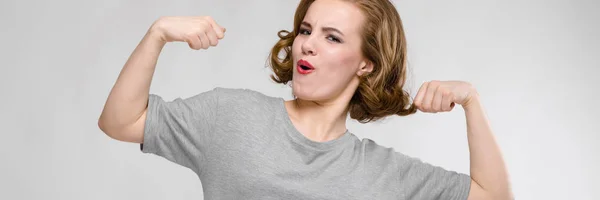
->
xmin=1 ymin=0 xmax=598 ymax=199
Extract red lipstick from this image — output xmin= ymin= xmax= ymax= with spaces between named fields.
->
xmin=297 ymin=59 xmax=314 ymax=75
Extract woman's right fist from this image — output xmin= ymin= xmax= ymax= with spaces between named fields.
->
xmin=150 ymin=16 xmax=226 ymax=50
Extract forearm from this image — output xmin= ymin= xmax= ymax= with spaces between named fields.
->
xmin=463 ymin=93 xmax=512 ymax=199
xmin=99 ymin=29 xmax=166 ymax=132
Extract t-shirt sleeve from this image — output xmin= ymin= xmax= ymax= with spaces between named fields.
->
xmin=140 ymin=87 xmax=222 ymax=174
xmin=395 ymin=152 xmax=471 ymax=200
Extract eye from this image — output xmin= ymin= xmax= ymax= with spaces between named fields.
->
xmin=299 ymin=28 xmax=311 ymax=35
xmin=326 ymin=35 xmax=342 ymax=43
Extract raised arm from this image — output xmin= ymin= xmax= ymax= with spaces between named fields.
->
xmin=98 ymin=16 xmax=225 ymax=143
xmin=414 ymin=80 xmax=513 ymax=200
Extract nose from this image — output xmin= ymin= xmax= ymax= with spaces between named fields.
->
xmin=301 ymin=36 xmax=316 ymax=56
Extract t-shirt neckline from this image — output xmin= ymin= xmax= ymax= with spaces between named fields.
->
xmin=277 ymin=97 xmax=353 ymax=151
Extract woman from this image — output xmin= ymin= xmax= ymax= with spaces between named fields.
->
xmin=99 ymin=0 xmax=512 ymax=199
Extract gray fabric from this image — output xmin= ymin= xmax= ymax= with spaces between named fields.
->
xmin=141 ymin=87 xmax=471 ymax=200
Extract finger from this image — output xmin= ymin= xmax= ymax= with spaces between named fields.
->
xmin=441 ymin=90 xmax=454 ymax=111
xmin=413 ymin=82 xmax=429 ymax=110
xmin=205 ymin=16 xmax=225 ymax=39
xmin=214 ymin=26 xmax=225 ymax=39
xmin=185 ymin=33 xmax=202 ymax=50
xmin=205 ymin=28 xmax=219 ymax=46
xmin=215 ymin=26 xmax=226 ymax=39
xmin=198 ymin=32 xmax=210 ymax=49
xmin=432 ymin=87 xmax=444 ymax=112
xmin=422 ymin=81 xmax=439 ymax=112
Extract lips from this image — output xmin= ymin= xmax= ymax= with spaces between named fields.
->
xmin=297 ymin=59 xmax=314 ymax=75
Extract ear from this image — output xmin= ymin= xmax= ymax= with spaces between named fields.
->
xmin=357 ymin=60 xmax=374 ymax=76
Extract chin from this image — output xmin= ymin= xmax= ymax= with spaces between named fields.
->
xmin=290 ymin=80 xmax=329 ymax=101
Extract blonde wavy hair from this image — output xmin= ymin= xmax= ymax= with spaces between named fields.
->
xmin=268 ymin=0 xmax=417 ymax=123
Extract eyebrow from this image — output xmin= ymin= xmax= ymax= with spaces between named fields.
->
xmin=301 ymin=21 xmax=345 ymax=36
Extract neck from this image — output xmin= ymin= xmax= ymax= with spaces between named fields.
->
xmin=286 ymin=98 xmax=349 ymax=142
xmin=284 ymin=78 xmax=360 ymax=143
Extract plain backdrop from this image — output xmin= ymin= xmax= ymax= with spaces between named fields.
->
xmin=1 ymin=0 xmax=598 ymax=199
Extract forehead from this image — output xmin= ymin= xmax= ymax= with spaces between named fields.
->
xmin=303 ymin=0 xmax=364 ymax=32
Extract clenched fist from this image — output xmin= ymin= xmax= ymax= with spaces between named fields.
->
xmin=413 ymin=80 xmax=478 ymax=113
xmin=149 ymin=16 xmax=226 ymax=50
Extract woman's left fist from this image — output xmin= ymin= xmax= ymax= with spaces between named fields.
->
xmin=413 ymin=80 xmax=478 ymax=113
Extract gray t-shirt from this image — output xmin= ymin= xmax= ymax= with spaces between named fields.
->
xmin=140 ymin=87 xmax=471 ymax=200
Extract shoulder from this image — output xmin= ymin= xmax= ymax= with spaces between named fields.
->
xmin=359 ymin=138 xmax=396 ymax=155
xmin=357 ymin=138 xmax=398 ymax=166
xmin=208 ymin=87 xmax=283 ymax=115
xmin=153 ymin=87 xmax=280 ymax=111
xmin=212 ymin=87 xmax=273 ymax=100
xmin=211 ymin=87 xmax=280 ymax=105
xmin=358 ymin=138 xmax=427 ymax=168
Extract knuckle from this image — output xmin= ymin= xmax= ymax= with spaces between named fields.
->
xmin=198 ymin=21 xmax=208 ymax=28
xmin=442 ymin=90 xmax=451 ymax=96
xmin=184 ymin=33 xmax=196 ymax=40
xmin=203 ymin=16 xmax=215 ymax=24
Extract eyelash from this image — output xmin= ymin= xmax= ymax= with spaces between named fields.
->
xmin=299 ymin=28 xmax=342 ymax=43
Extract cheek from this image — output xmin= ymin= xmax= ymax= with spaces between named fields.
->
xmin=323 ymin=48 xmax=362 ymax=72
xmin=320 ymin=52 xmax=361 ymax=86
xmin=291 ymin=38 xmax=303 ymax=59
xmin=342 ymin=53 xmax=362 ymax=67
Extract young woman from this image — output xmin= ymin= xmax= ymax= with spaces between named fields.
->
xmin=99 ymin=0 xmax=512 ymax=199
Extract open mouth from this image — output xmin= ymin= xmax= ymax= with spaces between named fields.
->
xmin=297 ymin=59 xmax=314 ymax=74
xmin=300 ymin=65 xmax=312 ymax=70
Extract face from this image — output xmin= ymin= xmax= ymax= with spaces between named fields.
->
xmin=291 ymin=0 xmax=372 ymax=102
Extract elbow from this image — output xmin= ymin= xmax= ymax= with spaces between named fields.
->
xmin=98 ymin=117 xmax=113 ymax=138
xmin=97 ymin=116 xmax=121 ymax=140
xmin=97 ymin=115 xmax=144 ymax=143
xmin=98 ymin=118 xmax=108 ymax=133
